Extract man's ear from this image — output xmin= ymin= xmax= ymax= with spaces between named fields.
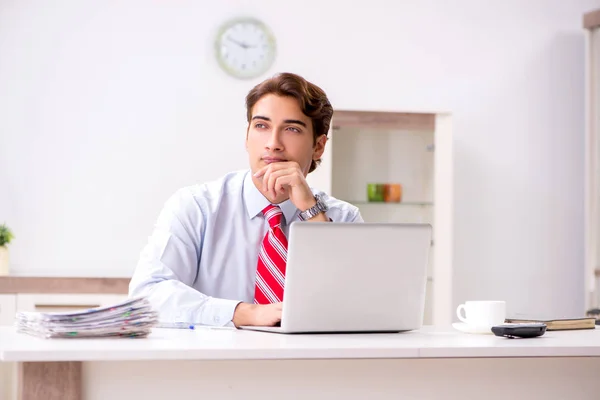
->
xmin=313 ymin=134 xmax=327 ymax=160
xmin=245 ymin=126 xmax=250 ymax=150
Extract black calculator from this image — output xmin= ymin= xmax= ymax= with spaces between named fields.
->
xmin=491 ymin=323 xmax=547 ymax=338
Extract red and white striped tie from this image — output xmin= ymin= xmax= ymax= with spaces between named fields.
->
xmin=254 ymin=204 xmax=288 ymax=304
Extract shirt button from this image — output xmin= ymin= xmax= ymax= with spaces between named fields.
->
xmin=214 ymin=316 xmax=220 ymax=323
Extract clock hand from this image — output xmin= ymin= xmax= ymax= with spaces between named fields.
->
xmin=228 ymin=37 xmax=251 ymax=49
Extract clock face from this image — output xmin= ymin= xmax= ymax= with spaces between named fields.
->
xmin=215 ymin=18 xmax=276 ymax=79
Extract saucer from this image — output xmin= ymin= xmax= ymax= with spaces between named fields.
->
xmin=452 ymin=322 xmax=494 ymax=335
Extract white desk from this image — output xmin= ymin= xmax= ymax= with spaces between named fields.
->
xmin=1 ymin=325 xmax=599 ymax=400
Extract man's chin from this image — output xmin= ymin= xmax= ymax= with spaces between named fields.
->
xmin=264 ymin=190 xmax=290 ymax=205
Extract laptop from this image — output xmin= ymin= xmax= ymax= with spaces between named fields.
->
xmin=240 ymin=222 xmax=432 ymax=334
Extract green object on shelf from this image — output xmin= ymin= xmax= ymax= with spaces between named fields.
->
xmin=352 ymin=201 xmax=434 ymax=206
xmin=0 ymin=223 xmax=14 ymax=247
xmin=367 ymin=183 xmax=384 ymax=202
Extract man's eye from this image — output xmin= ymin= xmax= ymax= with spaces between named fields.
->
xmin=255 ymin=123 xmax=266 ymax=129
xmin=287 ymin=127 xmax=300 ymax=133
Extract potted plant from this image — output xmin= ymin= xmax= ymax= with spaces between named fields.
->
xmin=0 ymin=223 xmax=14 ymax=275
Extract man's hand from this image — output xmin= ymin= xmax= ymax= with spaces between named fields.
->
xmin=253 ymin=161 xmax=316 ymax=211
xmin=232 ymin=302 xmax=282 ymax=327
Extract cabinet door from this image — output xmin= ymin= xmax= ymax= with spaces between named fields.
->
xmin=0 ymin=295 xmax=17 ymax=400
xmin=432 ymin=113 xmax=453 ymax=326
xmin=0 ymin=362 xmax=15 ymax=400
xmin=16 ymin=293 xmax=127 ymax=313
xmin=585 ymin=24 xmax=600 ymax=310
xmin=0 ymin=294 xmax=16 ymax=326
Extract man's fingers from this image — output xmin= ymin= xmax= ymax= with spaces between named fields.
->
xmin=262 ymin=168 xmax=270 ymax=193
xmin=253 ymin=164 xmax=271 ymax=178
xmin=274 ymin=175 xmax=293 ymax=195
xmin=254 ymin=161 xmax=300 ymax=178
xmin=254 ymin=162 xmax=289 ymax=178
xmin=266 ymin=168 xmax=295 ymax=196
xmin=267 ymin=172 xmax=278 ymax=198
xmin=254 ymin=161 xmax=305 ymax=202
xmin=262 ymin=166 xmax=281 ymax=193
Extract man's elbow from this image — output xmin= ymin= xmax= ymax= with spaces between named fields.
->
xmin=128 ymin=275 xmax=163 ymax=299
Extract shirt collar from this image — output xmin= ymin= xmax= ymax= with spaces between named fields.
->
xmin=243 ymin=170 xmax=299 ymax=225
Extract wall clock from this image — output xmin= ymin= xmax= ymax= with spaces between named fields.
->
xmin=214 ymin=17 xmax=277 ymax=79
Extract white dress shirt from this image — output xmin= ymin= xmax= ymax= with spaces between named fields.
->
xmin=129 ymin=169 xmax=363 ymax=327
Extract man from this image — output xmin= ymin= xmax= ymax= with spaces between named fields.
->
xmin=129 ymin=72 xmax=363 ymax=328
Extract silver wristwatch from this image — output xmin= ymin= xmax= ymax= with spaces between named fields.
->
xmin=298 ymin=194 xmax=328 ymax=221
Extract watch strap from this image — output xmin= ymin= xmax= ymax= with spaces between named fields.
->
xmin=298 ymin=194 xmax=328 ymax=221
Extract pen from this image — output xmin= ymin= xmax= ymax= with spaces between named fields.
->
xmin=157 ymin=322 xmax=196 ymax=330
xmin=156 ymin=322 xmax=234 ymax=330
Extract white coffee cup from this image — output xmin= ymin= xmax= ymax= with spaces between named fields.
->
xmin=456 ymin=300 xmax=506 ymax=327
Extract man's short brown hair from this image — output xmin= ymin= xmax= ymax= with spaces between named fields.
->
xmin=245 ymin=72 xmax=333 ymax=173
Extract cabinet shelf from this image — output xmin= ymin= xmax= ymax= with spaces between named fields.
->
xmin=349 ymin=201 xmax=433 ymax=207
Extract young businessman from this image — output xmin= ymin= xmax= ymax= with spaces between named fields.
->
xmin=128 ymin=72 xmax=363 ymax=327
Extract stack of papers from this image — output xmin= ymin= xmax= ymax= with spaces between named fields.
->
xmin=15 ymin=296 xmax=158 ymax=339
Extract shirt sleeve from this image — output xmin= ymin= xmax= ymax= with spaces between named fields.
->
xmin=350 ymin=208 xmax=364 ymax=222
xmin=128 ymin=189 xmax=241 ymax=327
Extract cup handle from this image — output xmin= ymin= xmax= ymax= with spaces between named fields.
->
xmin=456 ymin=304 xmax=468 ymax=323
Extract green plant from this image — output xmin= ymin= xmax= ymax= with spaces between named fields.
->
xmin=0 ymin=224 xmax=14 ymax=247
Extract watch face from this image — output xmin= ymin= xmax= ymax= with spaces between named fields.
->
xmin=316 ymin=195 xmax=328 ymax=211
xmin=215 ymin=18 xmax=277 ymax=79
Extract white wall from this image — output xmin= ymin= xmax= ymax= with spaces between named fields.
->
xmin=1 ymin=0 xmax=599 ymax=317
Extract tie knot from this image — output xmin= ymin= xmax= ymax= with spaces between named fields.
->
xmin=262 ymin=204 xmax=283 ymax=229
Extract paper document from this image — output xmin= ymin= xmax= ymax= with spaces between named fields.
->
xmin=15 ymin=296 xmax=158 ymax=339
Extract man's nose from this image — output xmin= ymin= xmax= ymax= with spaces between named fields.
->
xmin=266 ymin=130 xmax=283 ymax=151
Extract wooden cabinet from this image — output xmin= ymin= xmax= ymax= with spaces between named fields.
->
xmin=0 ymin=277 xmax=129 ymax=400
xmin=584 ymin=9 xmax=600 ymax=311
xmin=0 ymin=296 xmax=16 ymax=400
xmin=0 ymin=293 xmax=127 ymax=400
xmin=0 ymin=294 xmax=16 ymax=326
xmin=15 ymin=293 xmax=127 ymax=314
xmin=307 ymin=110 xmax=453 ymax=325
